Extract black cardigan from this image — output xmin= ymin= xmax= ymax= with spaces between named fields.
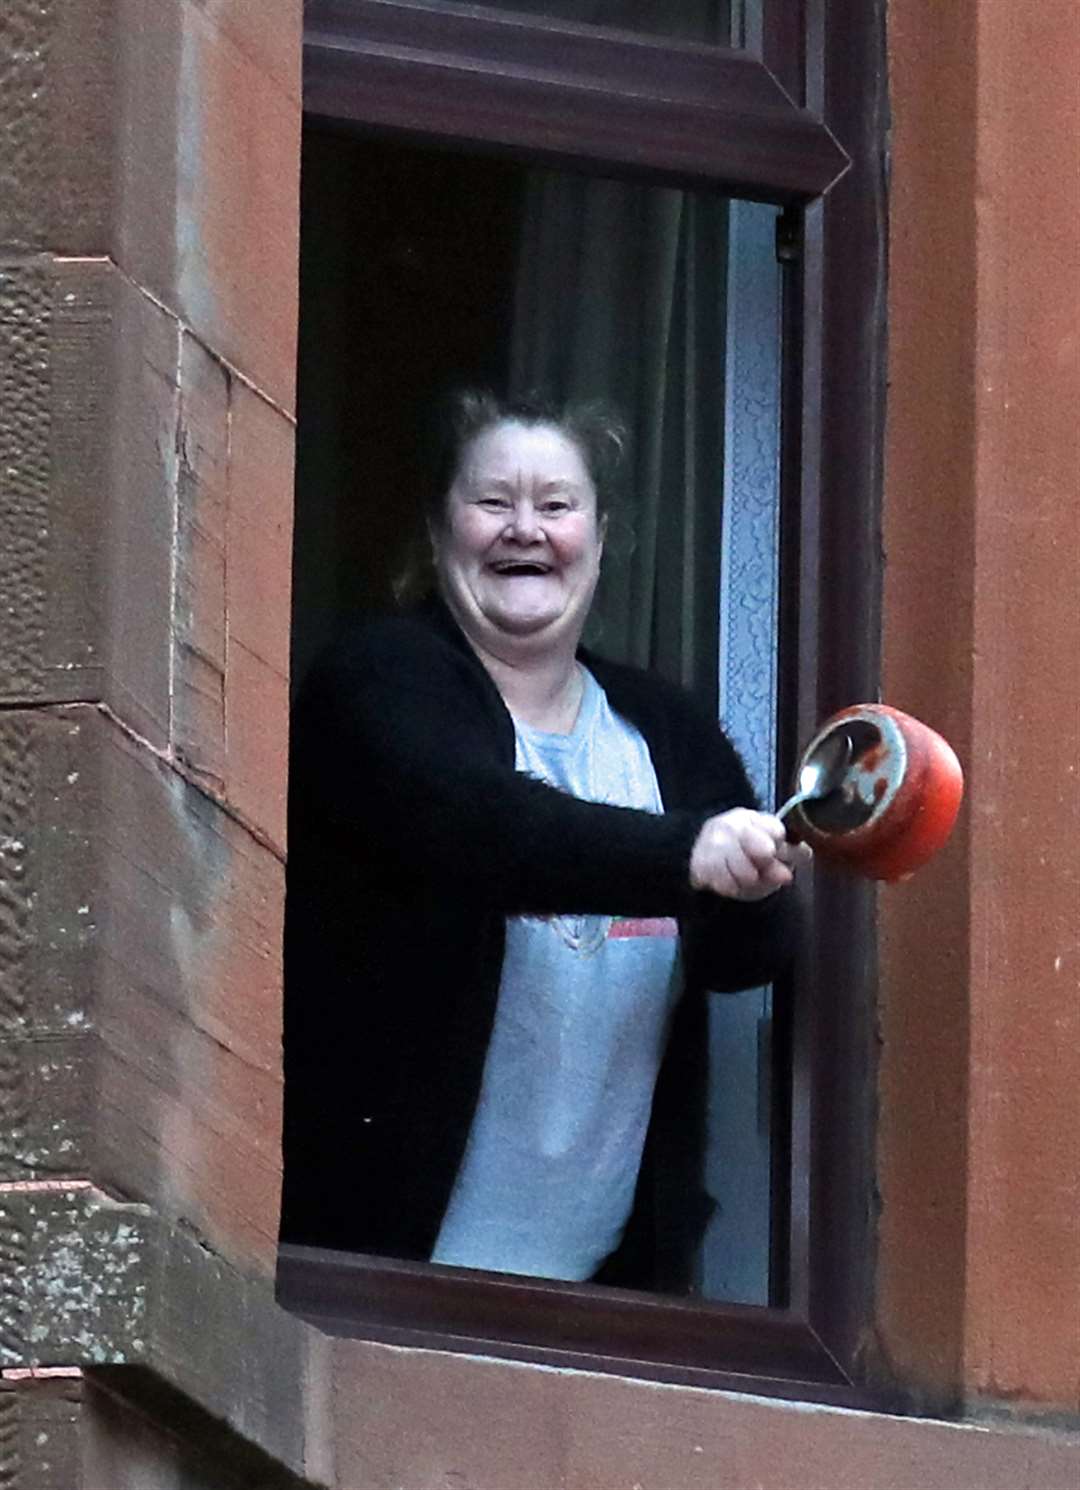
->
xmin=282 ymin=599 xmax=796 ymax=1286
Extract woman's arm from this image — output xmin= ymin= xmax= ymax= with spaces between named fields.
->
xmin=292 ymin=618 xmax=710 ymax=918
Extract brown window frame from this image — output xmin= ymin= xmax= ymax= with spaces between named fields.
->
xmin=279 ymin=0 xmax=890 ymax=1406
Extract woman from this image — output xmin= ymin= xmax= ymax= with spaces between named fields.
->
xmin=282 ymin=392 xmax=810 ymax=1288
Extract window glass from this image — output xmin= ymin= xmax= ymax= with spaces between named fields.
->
xmin=414 ymin=0 xmax=750 ymax=47
xmin=286 ymin=127 xmax=783 ymax=1305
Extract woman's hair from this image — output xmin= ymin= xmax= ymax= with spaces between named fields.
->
xmin=425 ymin=388 xmax=629 ymax=526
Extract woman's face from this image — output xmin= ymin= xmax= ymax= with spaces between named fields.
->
xmin=433 ymin=420 xmax=604 ymax=657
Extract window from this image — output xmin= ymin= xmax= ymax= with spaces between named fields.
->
xmin=279 ymin=0 xmax=888 ymax=1402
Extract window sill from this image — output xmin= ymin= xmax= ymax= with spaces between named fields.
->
xmin=277 ymin=1243 xmax=893 ymax=1409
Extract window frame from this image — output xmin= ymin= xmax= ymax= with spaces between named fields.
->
xmin=281 ymin=0 xmax=890 ymax=1405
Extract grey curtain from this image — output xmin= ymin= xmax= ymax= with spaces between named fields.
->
xmin=508 ymin=173 xmax=729 ymax=706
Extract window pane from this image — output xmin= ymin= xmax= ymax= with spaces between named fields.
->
xmin=415 ymin=0 xmax=749 ymax=47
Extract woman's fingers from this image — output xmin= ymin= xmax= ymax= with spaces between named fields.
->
xmin=777 ymin=839 xmax=814 ymax=871
xmin=690 ymin=808 xmax=811 ymax=900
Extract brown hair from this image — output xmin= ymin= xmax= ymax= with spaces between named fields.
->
xmin=426 ymin=389 xmax=628 ymax=526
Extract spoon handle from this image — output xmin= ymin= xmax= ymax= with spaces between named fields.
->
xmin=775 ymin=790 xmax=811 ymax=822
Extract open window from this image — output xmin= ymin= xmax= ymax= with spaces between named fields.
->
xmin=279 ymin=0 xmax=888 ymax=1403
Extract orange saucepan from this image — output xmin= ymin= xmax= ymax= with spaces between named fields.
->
xmin=784 ymin=705 xmax=964 ymax=882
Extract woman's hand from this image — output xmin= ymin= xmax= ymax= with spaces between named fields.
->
xmin=689 ymin=808 xmax=812 ymax=901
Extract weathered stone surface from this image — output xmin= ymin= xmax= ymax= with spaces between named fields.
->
xmin=0 ymin=706 xmax=284 ymax=1271
xmin=82 ymin=1375 xmax=310 ymax=1490
xmin=0 ymin=708 xmax=97 ymax=1184
xmin=174 ymin=333 xmax=229 ymax=792
xmin=182 ymin=0 xmax=301 ymax=107
xmin=172 ymin=348 xmax=293 ymax=850
xmin=1 ymin=1187 xmax=152 ymax=1370
xmin=0 ymin=256 xmax=176 ymax=744
xmin=0 ymin=0 xmax=115 ymax=255
xmin=112 ymin=0 xmax=300 ymax=410
xmin=0 ymin=257 xmax=53 ymax=701
xmin=0 ymin=1371 xmax=83 ymax=1490
xmin=92 ymin=710 xmax=285 ymax=1275
xmin=881 ymin=0 xmax=1080 ymax=1416
xmin=160 ymin=0 xmax=300 ymax=411
xmin=0 ymin=1 xmax=299 ymax=408
xmin=330 ymin=1337 xmax=1080 ymax=1490
xmin=0 ymin=1182 xmax=328 ymax=1483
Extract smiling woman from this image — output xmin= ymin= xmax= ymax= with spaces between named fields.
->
xmin=431 ymin=397 xmax=612 ymax=727
xmin=281 ymin=388 xmax=809 ymax=1285
xmin=437 ymin=407 xmax=606 ymax=648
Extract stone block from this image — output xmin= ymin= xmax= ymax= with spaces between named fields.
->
xmin=186 ymin=0 xmax=302 ymax=105
xmin=0 ymin=1373 xmax=83 ymax=1490
xmin=174 ymin=334 xmax=229 ymax=790
xmin=93 ymin=712 xmax=285 ymax=1274
xmin=81 ymin=1376 xmax=304 ymax=1490
xmin=114 ymin=0 xmax=300 ymax=410
xmin=227 ymin=382 xmax=293 ymax=687
xmin=171 ymin=340 xmax=292 ymax=849
xmin=0 ymin=0 xmax=300 ymax=409
xmin=0 ymin=256 xmax=176 ymax=746
xmin=0 ymin=1182 xmax=320 ymax=1483
xmin=223 ymin=641 xmax=290 ymax=855
xmin=0 ymin=707 xmax=99 ymax=1182
xmin=224 ymin=380 xmax=293 ymax=851
xmin=329 ymin=1336 xmax=1080 ymax=1490
xmin=0 ymin=1037 xmax=93 ymax=1182
xmin=0 ymin=0 xmax=115 ymax=255
xmin=0 ymin=706 xmax=284 ymax=1274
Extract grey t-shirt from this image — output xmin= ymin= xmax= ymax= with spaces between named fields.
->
xmin=431 ymin=667 xmax=682 ymax=1281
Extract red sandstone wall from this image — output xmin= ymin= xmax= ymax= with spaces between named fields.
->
xmin=879 ymin=0 xmax=1080 ymax=1415
xmin=1 ymin=0 xmax=1079 ymax=1485
xmin=0 ymin=1 xmax=324 ymax=1483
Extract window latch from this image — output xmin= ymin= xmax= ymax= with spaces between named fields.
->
xmin=775 ymin=208 xmax=802 ymax=264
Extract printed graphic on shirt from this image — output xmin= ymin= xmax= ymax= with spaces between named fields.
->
xmin=542 ymin=912 xmax=678 ymax=954
xmin=608 ymin=916 xmax=679 ymax=939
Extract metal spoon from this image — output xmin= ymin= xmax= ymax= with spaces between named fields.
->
xmin=776 ymin=731 xmax=853 ymax=822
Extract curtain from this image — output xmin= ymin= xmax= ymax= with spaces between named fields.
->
xmin=508 ymin=172 xmax=729 ymax=706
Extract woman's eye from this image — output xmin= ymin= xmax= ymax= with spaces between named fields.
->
xmin=479 ymin=497 xmax=510 ymax=511
xmin=541 ymin=501 xmax=570 ymax=516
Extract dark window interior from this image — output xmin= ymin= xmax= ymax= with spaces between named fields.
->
xmin=286 ymin=122 xmax=786 ymax=1304
xmin=291 ymin=129 xmax=523 ymax=690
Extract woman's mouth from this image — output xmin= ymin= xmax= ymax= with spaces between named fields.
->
xmin=489 ymin=560 xmax=554 ymax=577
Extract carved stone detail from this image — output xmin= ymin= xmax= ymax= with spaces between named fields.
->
xmin=0 ymin=262 xmax=50 ymax=700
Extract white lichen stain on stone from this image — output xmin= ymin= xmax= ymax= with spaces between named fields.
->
xmin=66 ymin=771 xmax=79 ymax=785
xmin=27 ymin=1205 xmax=148 ymax=1365
xmin=66 ymin=1010 xmax=88 ymax=1028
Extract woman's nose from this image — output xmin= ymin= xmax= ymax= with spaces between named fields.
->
xmin=507 ymin=499 xmax=542 ymax=541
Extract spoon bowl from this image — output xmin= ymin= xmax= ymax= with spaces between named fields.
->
xmin=776 ymin=730 xmax=852 ymax=822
